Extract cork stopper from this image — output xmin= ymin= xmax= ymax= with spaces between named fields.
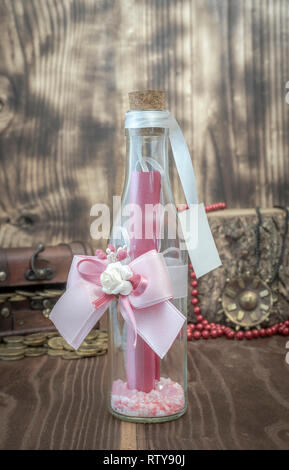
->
xmin=128 ymin=90 xmax=165 ymax=111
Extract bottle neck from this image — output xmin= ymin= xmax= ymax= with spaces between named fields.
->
xmin=123 ymin=128 xmax=173 ymax=204
xmin=126 ymin=127 xmax=168 ymax=170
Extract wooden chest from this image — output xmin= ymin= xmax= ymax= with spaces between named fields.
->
xmin=0 ymin=241 xmax=93 ymax=336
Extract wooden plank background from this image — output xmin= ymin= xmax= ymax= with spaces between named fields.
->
xmin=0 ymin=0 xmax=288 ymax=248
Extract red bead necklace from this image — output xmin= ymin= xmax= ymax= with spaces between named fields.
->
xmin=181 ymin=202 xmax=289 ymax=341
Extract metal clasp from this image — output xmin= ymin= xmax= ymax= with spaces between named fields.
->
xmin=25 ymin=243 xmax=54 ymax=281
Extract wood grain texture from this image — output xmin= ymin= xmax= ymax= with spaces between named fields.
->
xmin=0 ymin=0 xmax=288 ymax=248
xmin=1 ymin=337 xmax=289 ymax=449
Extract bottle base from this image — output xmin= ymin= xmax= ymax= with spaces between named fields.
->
xmin=111 ymin=376 xmax=185 ymax=420
xmin=109 ymin=404 xmax=187 ymax=424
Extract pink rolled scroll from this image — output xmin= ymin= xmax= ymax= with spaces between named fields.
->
xmin=127 ymin=170 xmax=161 ymax=393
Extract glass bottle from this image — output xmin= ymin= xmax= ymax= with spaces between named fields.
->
xmin=108 ymin=92 xmax=188 ymax=423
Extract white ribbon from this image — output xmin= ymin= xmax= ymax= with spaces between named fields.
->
xmin=125 ymin=110 xmax=222 ymax=278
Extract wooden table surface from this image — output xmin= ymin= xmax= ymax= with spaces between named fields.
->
xmin=1 ymin=336 xmax=289 ymax=450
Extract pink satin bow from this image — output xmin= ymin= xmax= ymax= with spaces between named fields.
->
xmin=49 ymin=250 xmax=186 ymax=358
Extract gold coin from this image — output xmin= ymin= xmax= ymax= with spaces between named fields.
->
xmin=44 ymin=289 xmax=64 ymax=296
xmin=9 ymin=295 xmax=26 ymax=302
xmin=62 ymin=352 xmax=81 ymax=360
xmin=86 ymin=340 xmax=107 ymax=348
xmin=90 ymin=338 xmax=107 ymax=345
xmin=0 ymin=348 xmax=26 ymax=357
xmin=44 ymin=292 xmax=63 ymax=299
xmin=25 ymin=347 xmax=47 ymax=357
xmin=47 ymin=349 xmax=64 ymax=357
xmin=46 ymin=332 xmax=58 ymax=338
xmin=85 ymin=345 xmax=107 ymax=351
xmin=3 ymin=335 xmax=24 ymax=344
xmin=95 ymin=350 xmax=107 ymax=356
xmin=96 ymin=337 xmax=108 ymax=343
xmin=78 ymin=344 xmax=99 ymax=352
xmin=47 ymin=337 xmax=64 ymax=350
xmin=76 ymin=344 xmax=106 ymax=357
xmin=0 ymin=355 xmax=24 ymax=361
xmin=75 ymin=350 xmax=98 ymax=357
xmin=15 ymin=290 xmax=34 ymax=297
xmin=97 ymin=333 xmax=108 ymax=340
xmin=83 ymin=339 xmax=98 ymax=345
xmin=34 ymin=291 xmax=48 ymax=297
xmin=24 ymin=333 xmax=46 ymax=345
xmin=86 ymin=330 xmax=99 ymax=341
xmin=23 ymin=337 xmax=46 ymax=347
xmin=43 ymin=293 xmax=58 ymax=299
xmin=0 ymin=293 xmax=13 ymax=299
xmin=36 ymin=291 xmax=58 ymax=299
xmin=7 ymin=343 xmax=27 ymax=350
xmin=26 ymin=332 xmax=46 ymax=339
xmin=62 ymin=341 xmax=75 ymax=352
xmin=98 ymin=337 xmax=108 ymax=342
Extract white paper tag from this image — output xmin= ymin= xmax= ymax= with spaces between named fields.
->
xmin=178 ymin=203 xmax=222 ymax=278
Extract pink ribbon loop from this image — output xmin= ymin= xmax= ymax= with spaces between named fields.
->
xmin=49 ymin=249 xmax=186 ymax=358
xmin=76 ymin=258 xmax=106 ymax=286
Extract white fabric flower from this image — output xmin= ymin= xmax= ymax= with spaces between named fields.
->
xmin=100 ymin=262 xmax=133 ymax=296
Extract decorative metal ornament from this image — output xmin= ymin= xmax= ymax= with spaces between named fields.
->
xmin=221 ymin=274 xmax=273 ymax=329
